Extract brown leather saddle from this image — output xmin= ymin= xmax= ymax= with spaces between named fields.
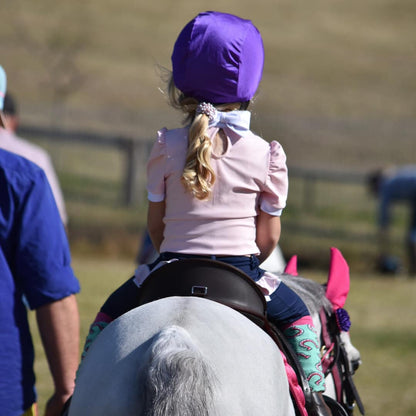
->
xmin=136 ymin=258 xmax=268 ymax=327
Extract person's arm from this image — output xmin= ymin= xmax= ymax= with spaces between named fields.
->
xmin=256 ymin=211 xmax=281 ymax=264
xmin=147 ymin=200 xmax=166 ymax=253
xmin=36 ymin=294 xmax=80 ymax=416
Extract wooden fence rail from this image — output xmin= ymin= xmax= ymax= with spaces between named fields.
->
xmin=18 ymin=124 xmax=153 ymax=205
xmin=288 ymin=166 xmax=366 ymax=211
xmin=18 ymin=125 xmax=368 ymax=207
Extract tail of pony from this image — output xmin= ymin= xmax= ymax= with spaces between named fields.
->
xmin=143 ymin=325 xmax=217 ymax=416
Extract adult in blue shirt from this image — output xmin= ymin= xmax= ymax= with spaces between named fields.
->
xmin=0 ymin=65 xmax=81 ymax=416
xmin=368 ymin=166 xmax=416 ymax=276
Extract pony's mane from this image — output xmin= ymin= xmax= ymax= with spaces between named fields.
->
xmin=280 ymin=273 xmax=332 ymax=316
xmin=144 ymin=325 xmax=218 ymax=416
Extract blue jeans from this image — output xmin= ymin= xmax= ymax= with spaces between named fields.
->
xmin=154 ymin=252 xmax=264 ymax=280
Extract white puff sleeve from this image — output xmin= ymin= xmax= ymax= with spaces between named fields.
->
xmin=259 ymin=140 xmax=288 ymax=216
xmin=146 ymin=128 xmax=167 ymax=202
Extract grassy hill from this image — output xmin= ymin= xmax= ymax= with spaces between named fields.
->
xmin=0 ymin=0 xmax=415 ymax=268
xmin=29 ymin=257 xmax=416 ymax=416
xmin=2 ymin=5 xmax=416 ymax=413
xmin=1 ymin=0 xmax=414 ymax=169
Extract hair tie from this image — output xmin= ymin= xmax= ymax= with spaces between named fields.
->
xmin=196 ymin=102 xmax=217 ymax=121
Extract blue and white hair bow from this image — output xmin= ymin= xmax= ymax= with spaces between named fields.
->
xmin=196 ymin=102 xmax=251 ymax=137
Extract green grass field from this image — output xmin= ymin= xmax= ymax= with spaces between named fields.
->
xmin=3 ymin=1 xmax=416 ymax=414
xmin=2 ymin=0 xmax=414 ymax=271
xmin=1 ymin=0 xmax=415 ymax=170
xmin=29 ymin=256 xmax=416 ymax=416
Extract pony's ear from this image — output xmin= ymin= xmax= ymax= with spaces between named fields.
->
xmin=326 ymin=247 xmax=350 ymax=309
xmin=284 ymin=255 xmax=298 ymax=276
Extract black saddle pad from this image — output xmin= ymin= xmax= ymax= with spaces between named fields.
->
xmin=137 ymin=258 xmax=267 ymax=319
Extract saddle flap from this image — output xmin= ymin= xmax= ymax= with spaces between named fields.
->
xmin=137 ymin=258 xmax=267 ymax=318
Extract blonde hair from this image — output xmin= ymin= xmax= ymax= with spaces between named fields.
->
xmin=167 ymin=76 xmax=244 ymax=200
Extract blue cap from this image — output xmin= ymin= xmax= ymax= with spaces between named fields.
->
xmin=0 ymin=66 xmax=6 ymax=111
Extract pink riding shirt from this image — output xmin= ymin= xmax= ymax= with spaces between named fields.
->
xmin=147 ymin=126 xmax=288 ymax=256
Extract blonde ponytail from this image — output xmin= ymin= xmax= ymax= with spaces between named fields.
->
xmin=182 ymin=112 xmax=216 ymax=200
xmin=167 ymin=75 xmax=244 ymax=200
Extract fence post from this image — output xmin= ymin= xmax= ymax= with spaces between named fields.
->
xmin=123 ymin=140 xmax=147 ymax=206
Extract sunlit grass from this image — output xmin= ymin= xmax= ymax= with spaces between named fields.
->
xmin=29 ymin=257 xmax=416 ymax=416
xmin=6 ymin=2 xmax=416 ymax=413
xmin=28 ymin=257 xmax=136 ymax=414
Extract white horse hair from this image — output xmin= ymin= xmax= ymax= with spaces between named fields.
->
xmin=143 ymin=326 xmax=216 ymax=416
xmin=69 ymin=296 xmax=295 ymax=416
xmin=280 ymin=273 xmax=332 ymax=318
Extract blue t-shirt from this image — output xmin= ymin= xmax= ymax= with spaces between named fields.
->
xmin=0 ymin=149 xmax=80 ymax=416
